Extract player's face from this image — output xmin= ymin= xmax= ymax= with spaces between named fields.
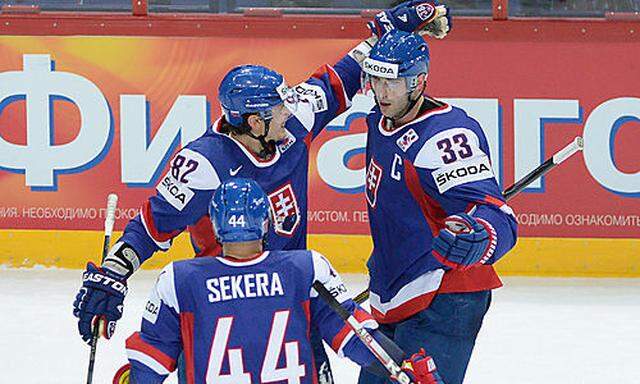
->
xmin=265 ymin=103 xmax=291 ymax=142
xmin=369 ymin=76 xmax=411 ymax=118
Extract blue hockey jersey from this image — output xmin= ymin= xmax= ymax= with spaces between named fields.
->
xmin=364 ymin=99 xmax=518 ymax=323
xmin=126 ymin=250 xmax=378 ymax=383
xmin=117 ymin=55 xmax=362 ymax=263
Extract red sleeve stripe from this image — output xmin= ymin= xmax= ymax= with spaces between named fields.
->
xmin=126 ymin=332 xmax=176 ymax=374
xmin=140 ymin=201 xmax=180 ymax=248
xmin=483 ymin=194 xmax=506 ymax=207
xmin=311 ymin=64 xmax=349 ymax=115
xmin=330 ymin=308 xmax=375 ymax=353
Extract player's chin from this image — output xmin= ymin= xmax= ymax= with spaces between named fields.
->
xmin=379 ymin=104 xmax=397 ymax=118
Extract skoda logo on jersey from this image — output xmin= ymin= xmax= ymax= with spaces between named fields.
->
xmin=268 ymin=183 xmax=300 ymax=236
xmin=365 ymin=158 xmax=383 ymax=208
xmin=363 ymin=58 xmax=399 ymax=79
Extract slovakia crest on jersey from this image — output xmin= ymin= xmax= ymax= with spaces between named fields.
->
xmin=366 ymin=158 xmax=383 ymax=208
xmin=268 ymin=183 xmax=300 ymax=236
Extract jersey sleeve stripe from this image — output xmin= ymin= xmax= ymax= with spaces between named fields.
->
xmin=483 ymin=194 xmax=506 ymax=207
xmin=311 ymin=64 xmax=350 ymax=115
xmin=481 ymin=195 xmax=516 ymax=217
xmin=126 ymin=332 xmax=176 ymax=374
xmin=140 ymin=201 xmax=179 ymax=250
xmin=127 ymin=350 xmax=171 ymax=376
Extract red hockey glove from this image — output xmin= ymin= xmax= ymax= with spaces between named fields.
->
xmin=399 ymin=348 xmax=444 ymax=384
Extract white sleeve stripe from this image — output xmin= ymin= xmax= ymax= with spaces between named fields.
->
xmin=139 ymin=208 xmax=171 ymax=250
xmin=157 ymin=264 xmax=180 ymax=313
xmin=127 ymin=350 xmax=171 ymax=376
xmin=310 ymin=250 xmax=327 ymax=297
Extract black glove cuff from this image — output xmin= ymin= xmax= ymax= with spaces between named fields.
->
xmin=102 ymin=241 xmax=140 ymax=279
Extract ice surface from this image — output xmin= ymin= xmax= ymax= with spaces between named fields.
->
xmin=1 ymin=269 xmax=638 ymax=383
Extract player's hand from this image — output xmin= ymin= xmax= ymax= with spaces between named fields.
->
xmin=368 ymin=1 xmax=451 ymax=39
xmin=73 ymin=262 xmax=128 ymax=344
xmin=431 ymin=213 xmax=493 ymax=270
xmin=399 ymin=348 xmax=444 ymax=384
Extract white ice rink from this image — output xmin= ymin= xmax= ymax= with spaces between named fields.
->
xmin=1 ymin=269 xmax=639 ymax=384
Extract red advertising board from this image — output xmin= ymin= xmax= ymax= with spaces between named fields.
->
xmin=0 ymin=15 xmax=638 ymax=273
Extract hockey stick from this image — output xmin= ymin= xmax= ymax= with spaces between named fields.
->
xmin=503 ymin=136 xmax=583 ymax=200
xmin=353 ymin=136 xmax=584 ymax=304
xmin=86 ymin=193 xmax=119 ymax=384
xmin=312 ymin=281 xmax=415 ymax=384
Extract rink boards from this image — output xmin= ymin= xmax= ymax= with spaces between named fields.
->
xmin=0 ymin=230 xmax=638 ymax=277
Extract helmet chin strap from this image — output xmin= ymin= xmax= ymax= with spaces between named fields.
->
xmin=246 ymin=116 xmax=277 ymax=159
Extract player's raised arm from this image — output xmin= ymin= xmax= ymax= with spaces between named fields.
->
xmin=291 ymin=1 xmax=451 ymax=141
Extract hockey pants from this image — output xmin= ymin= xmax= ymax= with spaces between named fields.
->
xmin=176 ymin=323 xmax=334 ymax=383
xmin=357 ymin=290 xmax=492 ymax=384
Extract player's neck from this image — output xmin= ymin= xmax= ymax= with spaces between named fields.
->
xmin=222 ymin=241 xmax=264 ymax=260
xmin=392 ymin=96 xmax=425 ymax=128
xmin=231 ymin=132 xmax=264 ymax=157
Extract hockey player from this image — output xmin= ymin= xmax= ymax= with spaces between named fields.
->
xmin=357 ymin=30 xmax=518 ymax=384
xmin=72 ymin=2 xmax=450 ymax=382
xmin=119 ymin=178 xmax=444 ymax=384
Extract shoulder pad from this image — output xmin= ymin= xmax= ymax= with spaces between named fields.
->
xmin=414 ymin=127 xmax=496 ymax=194
xmin=156 ymin=147 xmax=220 ymax=211
xmin=413 ymin=127 xmax=484 ymax=169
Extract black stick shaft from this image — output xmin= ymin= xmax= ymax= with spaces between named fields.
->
xmin=86 ymin=194 xmax=118 ymax=384
xmin=312 ymin=281 xmax=413 ymax=384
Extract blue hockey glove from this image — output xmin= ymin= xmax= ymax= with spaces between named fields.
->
xmin=399 ymin=348 xmax=444 ymax=384
xmin=368 ymin=1 xmax=451 ymax=39
xmin=73 ymin=262 xmax=128 ymax=344
xmin=431 ymin=213 xmax=495 ymax=270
